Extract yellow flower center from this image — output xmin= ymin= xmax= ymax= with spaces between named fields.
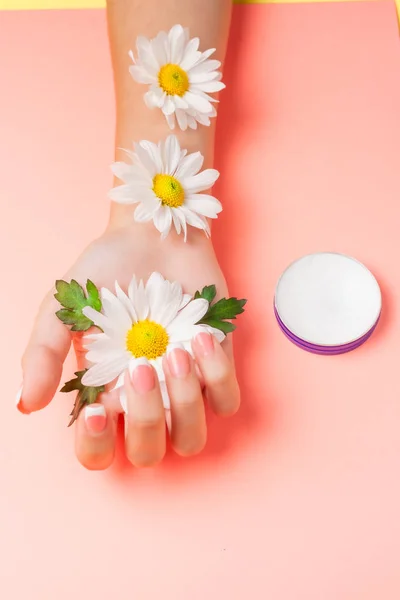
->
xmin=153 ymin=174 xmax=185 ymax=208
xmin=158 ymin=63 xmax=189 ymax=97
xmin=126 ymin=320 xmax=169 ymax=360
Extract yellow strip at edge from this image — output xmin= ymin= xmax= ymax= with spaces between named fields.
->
xmin=0 ymin=0 xmax=398 ymax=25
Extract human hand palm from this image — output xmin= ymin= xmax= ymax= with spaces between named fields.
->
xmin=19 ymin=225 xmax=240 ymax=469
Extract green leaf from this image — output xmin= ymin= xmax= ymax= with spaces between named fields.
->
xmin=196 ymin=294 xmax=247 ymax=334
xmin=54 ymin=279 xmax=102 ymax=332
xmin=204 ymin=297 xmax=247 ymax=320
xmin=86 ymin=279 xmax=102 ymax=311
xmin=199 ymin=318 xmax=236 ymax=334
xmin=194 ymin=285 xmax=217 ymax=303
xmin=60 ymin=370 xmax=105 ymax=427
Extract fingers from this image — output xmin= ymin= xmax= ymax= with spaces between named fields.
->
xmin=124 ymin=360 xmax=166 ymax=468
xmin=19 ymin=292 xmax=71 ymax=414
xmin=192 ymin=332 xmax=240 ymax=417
xmin=75 ymin=401 xmax=117 ymax=470
xmin=163 ymin=346 xmax=207 ymax=457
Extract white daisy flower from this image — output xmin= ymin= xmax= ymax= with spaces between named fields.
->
xmin=129 ymin=24 xmax=225 ymax=130
xmin=109 ymin=134 xmax=222 ymax=241
xmin=81 ymin=272 xmax=225 ymax=411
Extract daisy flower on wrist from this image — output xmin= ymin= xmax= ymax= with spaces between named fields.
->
xmin=109 ymin=134 xmax=222 ymax=241
xmin=129 ymin=24 xmax=225 ymax=131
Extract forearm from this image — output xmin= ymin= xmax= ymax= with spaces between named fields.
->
xmin=106 ymin=0 xmax=232 ymax=227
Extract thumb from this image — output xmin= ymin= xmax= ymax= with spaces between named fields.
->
xmin=18 ymin=291 xmax=71 ymax=414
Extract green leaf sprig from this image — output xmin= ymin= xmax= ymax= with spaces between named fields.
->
xmin=55 ymin=279 xmax=102 ymax=331
xmin=61 ymin=370 xmax=105 ymax=427
xmin=194 ymin=285 xmax=247 ymax=334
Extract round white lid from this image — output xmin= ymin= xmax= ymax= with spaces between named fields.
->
xmin=274 ymin=253 xmax=382 ymax=346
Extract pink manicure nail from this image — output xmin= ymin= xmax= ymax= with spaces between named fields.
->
xmin=16 ymin=384 xmax=30 ymax=415
xmin=85 ymin=404 xmax=107 ymax=434
xmin=167 ymin=347 xmax=190 ymax=378
xmin=131 ymin=361 xmax=155 ymax=394
xmin=194 ymin=332 xmax=214 ymax=357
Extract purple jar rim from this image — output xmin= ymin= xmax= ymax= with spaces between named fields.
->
xmin=274 ymin=304 xmax=380 ymax=354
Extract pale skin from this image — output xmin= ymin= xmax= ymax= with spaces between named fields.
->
xmin=18 ymin=0 xmax=240 ymax=470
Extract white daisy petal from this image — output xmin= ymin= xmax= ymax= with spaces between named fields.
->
xmin=108 ymin=184 xmax=138 ymax=204
xmin=134 ymin=202 xmax=157 ymax=222
xmin=180 ymin=37 xmax=201 ymax=70
xmin=165 ymin=113 xmax=176 ymax=130
xmin=164 ymin=135 xmax=181 ymax=175
xmin=129 ymin=65 xmax=157 ymax=84
xmin=153 ymin=205 xmax=173 ymax=238
xmin=191 ymin=47 xmax=216 ymax=67
xmin=115 ymin=281 xmax=138 ymax=321
xmin=84 ymin=333 xmax=123 ymax=356
xmin=146 ymin=272 xmax=165 ymax=292
xmin=175 ymin=108 xmax=188 ymax=131
xmin=129 ymin=278 xmax=149 ymax=321
xmin=82 ymin=306 xmax=113 ymax=333
xmin=86 ymin=346 xmax=126 ymax=364
xmin=135 ymin=36 xmax=152 ymax=60
xmin=180 ymin=207 xmax=210 ymax=235
xmin=168 ymin=24 xmax=185 ymax=64
xmin=189 ymin=70 xmax=221 ymax=84
xmin=182 ymin=168 xmax=219 ymax=194
xmin=185 ymin=194 xmax=222 ymax=218
xmin=173 ymin=95 xmax=189 ymax=110
xmin=110 ymin=161 xmax=136 ymax=181
xmin=82 ymin=332 xmax=104 ymax=346
xmin=193 ymin=81 xmax=226 ymax=93
xmin=193 ymin=80 xmax=226 ymax=94
xmin=188 ymin=59 xmax=221 ymax=75
xmin=162 ymin=95 xmax=175 ymax=116
xmin=175 ymin=151 xmax=204 ymax=179
xmin=146 ymin=272 xmax=167 ymax=319
xmin=194 ymin=113 xmax=211 ymax=127
xmin=187 ymin=115 xmax=197 ymax=130
xmin=151 ymin=31 xmax=168 ymax=65
xmin=184 ymin=91 xmax=213 ymax=114
xmin=171 ymin=209 xmax=181 ymax=235
xmin=179 ymin=294 xmax=192 ymax=310
xmin=174 ymin=207 xmax=188 ymax=241
xmin=167 ymin=298 xmax=209 ymax=336
xmin=144 ymin=88 xmax=166 ymax=109
xmin=137 ymin=140 xmax=163 ymax=174
xmin=82 ymin=353 xmax=130 ymax=387
xmin=101 ymin=288 xmax=132 ymax=332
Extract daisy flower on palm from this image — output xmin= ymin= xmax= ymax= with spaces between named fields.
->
xmin=81 ymin=273 xmax=225 ymax=411
xmin=55 ymin=274 xmax=246 ymax=424
xmin=129 ymin=24 xmax=225 ymax=130
xmin=109 ymin=134 xmax=222 ymax=241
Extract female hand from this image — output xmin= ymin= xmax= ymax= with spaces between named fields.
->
xmin=17 ymin=223 xmax=241 ymax=470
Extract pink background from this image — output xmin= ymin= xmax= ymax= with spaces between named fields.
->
xmin=1 ymin=3 xmax=400 ymax=598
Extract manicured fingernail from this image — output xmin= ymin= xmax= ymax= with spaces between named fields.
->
xmin=84 ymin=404 xmax=107 ymax=434
xmin=130 ymin=358 xmax=155 ymax=394
xmin=194 ymin=332 xmax=214 ymax=357
xmin=167 ymin=344 xmax=190 ymax=378
xmin=16 ymin=384 xmax=30 ymax=415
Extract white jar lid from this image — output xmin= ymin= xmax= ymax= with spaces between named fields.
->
xmin=274 ymin=252 xmax=381 ymax=351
